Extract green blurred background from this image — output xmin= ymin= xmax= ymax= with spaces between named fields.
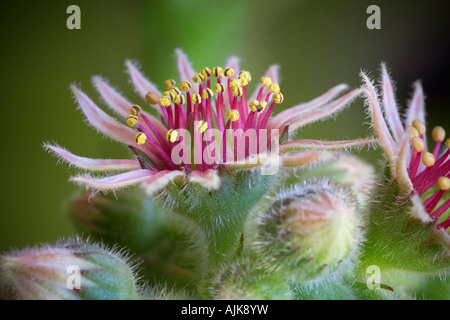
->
xmin=1 ymin=0 xmax=449 ymax=252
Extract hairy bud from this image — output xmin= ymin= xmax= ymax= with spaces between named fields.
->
xmin=0 ymin=237 xmax=142 ymax=300
xmin=255 ymin=180 xmax=361 ymax=282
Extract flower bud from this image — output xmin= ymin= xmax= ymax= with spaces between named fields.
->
xmin=255 ymin=180 xmax=361 ymax=282
xmin=207 ymin=258 xmax=293 ymax=300
xmin=0 ymin=237 xmax=142 ymax=300
xmin=70 ymin=190 xmax=166 ymax=254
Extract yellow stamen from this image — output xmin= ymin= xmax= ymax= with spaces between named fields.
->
xmin=273 ymin=92 xmax=284 ymax=104
xmin=191 ymin=93 xmax=202 ymax=104
xmin=163 ymin=91 xmax=174 ymax=100
xmin=412 ymin=119 xmax=426 ymax=135
xmin=214 ymin=83 xmax=226 ymax=93
xmin=229 ymin=78 xmax=240 ymax=88
xmin=135 ymin=132 xmax=147 ymax=145
xmin=422 ymin=152 xmax=435 ymax=167
xmin=412 ymin=137 xmax=425 ymax=153
xmin=446 ymin=138 xmax=450 ymax=149
xmin=192 ymin=73 xmax=204 ymax=83
xmin=224 ymin=67 xmax=235 ymax=77
xmin=238 ymin=76 xmax=248 ymax=86
xmin=195 ymin=120 xmax=208 ymax=133
xmin=249 ymin=100 xmax=259 ymax=112
xmin=164 ymin=79 xmax=176 ymax=90
xmin=260 ymin=76 xmax=272 ymax=87
xmin=269 ymin=83 xmax=280 ymax=94
xmin=173 ymin=95 xmax=182 ymax=105
xmin=201 ymin=67 xmax=212 ymax=79
xmin=130 ymin=105 xmax=141 ymax=116
xmin=227 ymin=110 xmax=240 ymax=121
xmin=432 ymin=126 xmax=446 ymax=142
xmin=258 ymin=101 xmax=268 ymax=113
xmin=126 ymin=115 xmax=138 ymax=127
xmin=159 ymin=96 xmax=172 ymax=107
xmin=213 ymin=67 xmax=224 ymax=78
xmin=166 ymin=129 xmax=179 ymax=143
xmin=406 ymin=125 xmax=419 ymax=139
xmin=145 ymin=92 xmax=160 ymax=105
xmin=202 ymin=88 xmax=214 ymax=99
xmin=232 ymin=86 xmax=243 ymax=97
xmin=239 ymin=70 xmax=251 ymax=81
xmin=180 ymin=80 xmax=192 ymax=91
xmin=170 ymin=87 xmax=181 ymax=96
xmin=438 ymin=177 xmax=450 ymax=191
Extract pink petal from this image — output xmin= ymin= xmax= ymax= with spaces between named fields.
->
xmin=249 ymin=65 xmax=280 ymax=103
xmin=44 ymin=144 xmax=141 ymax=171
xmin=273 ymin=88 xmax=362 ymax=133
xmin=70 ymin=169 xmax=156 ymax=191
xmin=279 ymin=138 xmax=378 ymax=153
xmin=175 ymin=48 xmax=196 ymax=88
xmin=282 ymin=151 xmax=336 ymax=167
xmin=71 ymin=85 xmax=164 ymax=168
xmin=395 ymin=132 xmax=414 ymax=195
xmin=142 ymin=170 xmax=184 ymax=195
xmin=188 ymin=169 xmax=221 ymax=190
xmin=360 ymin=72 xmax=396 ymax=166
xmin=381 ymin=63 xmax=404 ymax=141
xmin=125 ymin=60 xmax=162 ymax=105
xmin=405 ymin=81 xmax=427 ymax=153
xmin=92 ymin=76 xmax=166 ymax=134
xmin=267 ymin=84 xmax=348 ymax=130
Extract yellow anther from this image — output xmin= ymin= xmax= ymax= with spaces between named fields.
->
xmin=446 ymin=138 xmax=450 ymax=149
xmin=438 ymin=177 xmax=450 ymax=191
xmin=422 ymin=152 xmax=435 ymax=167
xmin=191 ymin=93 xmax=202 ymax=104
xmin=412 ymin=137 xmax=425 ymax=153
xmin=164 ymin=79 xmax=176 ymax=90
xmin=232 ymin=85 xmax=243 ymax=97
xmin=260 ymin=76 xmax=272 ymax=87
xmin=130 ymin=105 xmax=141 ymax=116
xmin=166 ymin=129 xmax=179 ymax=143
xmin=432 ymin=126 xmax=446 ymax=142
xmin=229 ymin=78 xmax=240 ymax=88
xmin=269 ymin=83 xmax=280 ymax=93
xmin=239 ymin=70 xmax=251 ymax=81
xmin=249 ymin=100 xmax=259 ymax=112
xmin=170 ymin=87 xmax=181 ymax=96
xmin=195 ymin=121 xmax=208 ymax=133
xmin=224 ymin=67 xmax=235 ymax=77
xmin=179 ymin=95 xmax=186 ymax=105
xmin=238 ymin=76 xmax=248 ymax=86
xmin=406 ymin=125 xmax=419 ymax=139
xmin=412 ymin=119 xmax=426 ymax=135
xmin=227 ymin=110 xmax=240 ymax=121
xmin=173 ymin=95 xmax=181 ymax=105
xmin=202 ymin=88 xmax=214 ymax=99
xmin=273 ymin=92 xmax=284 ymax=104
xmin=163 ymin=91 xmax=174 ymax=100
xmin=145 ymin=92 xmax=160 ymax=105
xmin=159 ymin=96 xmax=172 ymax=107
xmin=126 ymin=115 xmax=138 ymax=127
xmin=213 ymin=67 xmax=224 ymax=78
xmin=214 ymin=83 xmax=226 ymax=93
xmin=201 ymin=67 xmax=212 ymax=79
xmin=180 ymin=80 xmax=192 ymax=91
xmin=258 ymin=101 xmax=268 ymax=113
xmin=135 ymin=132 xmax=147 ymax=145
xmin=192 ymin=73 xmax=204 ymax=83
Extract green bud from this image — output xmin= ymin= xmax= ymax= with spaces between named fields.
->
xmin=0 ymin=237 xmax=142 ymax=300
xmin=70 ymin=190 xmax=166 ymax=254
xmin=207 ymin=258 xmax=293 ymax=300
xmin=255 ymin=180 xmax=361 ymax=282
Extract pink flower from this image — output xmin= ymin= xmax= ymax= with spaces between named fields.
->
xmin=45 ymin=49 xmax=375 ymax=195
xmin=361 ymin=63 xmax=450 ymax=232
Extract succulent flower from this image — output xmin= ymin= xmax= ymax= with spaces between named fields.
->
xmin=44 ymin=48 xmax=375 ymax=196
xmin=361 ymin=64 xmax=450 ymax=233
xmin=0 ymin=237 xmax=142 ymax=300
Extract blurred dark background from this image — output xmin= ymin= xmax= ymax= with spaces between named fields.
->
xmin=0 ymin=0 xmax=449 ymax=252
